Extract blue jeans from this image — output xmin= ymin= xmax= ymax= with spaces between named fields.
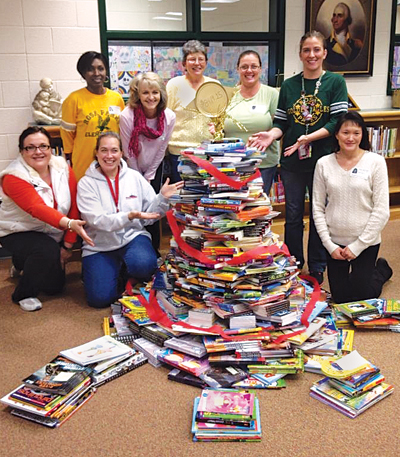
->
xmin=82 ymin=235 xmax=157 ymax=308
xmin=280 ymin=168 xmax=326 ymax=273
xmin=260 ymin=166 xmax=277 ymax=195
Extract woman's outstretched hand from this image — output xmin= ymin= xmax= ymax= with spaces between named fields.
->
xmin=247 ymin=131 xmax=274 ymax=152
xmin=128 ymin=211 xmax=160 ymax=221
xmin=68 ymin=219 xmax=95 ymax=247
xmin=161 ymin=177 xmax=184 ymax=199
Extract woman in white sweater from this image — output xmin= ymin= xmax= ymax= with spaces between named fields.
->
xmin=313 ymin=111 xmax=392 ymax=303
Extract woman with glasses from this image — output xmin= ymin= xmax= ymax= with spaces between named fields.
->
xmin=61 ymin=51 xmax=125 ymax=181
xmin=0 ymin=126 xmax=93 ymax=311
xmin=166 ymin=40 xmax=219 ymax=182
xmin=248 ymin=31 xmax=348 ymax=284
xmin=222 ymin=50 xmax=279 ymax=194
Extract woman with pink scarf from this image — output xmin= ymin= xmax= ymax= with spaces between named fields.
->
xmin=120 ymin=72 xmax=176 ymax=251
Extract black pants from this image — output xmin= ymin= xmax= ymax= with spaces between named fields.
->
xmin=327 ymin=244 xmax=386 ymax=303
xmin=146 ymin=161 xmax=163 ymax=252
xmin=0 ymin=231 xmax=65 ymax=302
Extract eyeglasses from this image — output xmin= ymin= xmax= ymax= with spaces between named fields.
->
xmin=23 ymin=144 xmax=51 ymax=152
xmin=239 ymin=65 xmax=261 ymax=72
xmin=186 ymin=57 xmax=206 ymax=64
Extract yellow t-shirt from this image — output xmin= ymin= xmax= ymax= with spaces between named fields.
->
xmin=61 ymin=88 xmax=125 ymax=180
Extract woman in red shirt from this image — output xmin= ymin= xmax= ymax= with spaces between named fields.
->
xmin=0 ymin=126 xmax=93 ymax=311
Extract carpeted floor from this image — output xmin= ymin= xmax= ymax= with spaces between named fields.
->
xmin=1 ymin=221 xmax=400 ymax=457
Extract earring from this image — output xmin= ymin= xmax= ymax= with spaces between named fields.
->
xmin=104 ymin=75 xmax=110 ymax=83
xmin=80 ymin=77 xmax=86 ymax=84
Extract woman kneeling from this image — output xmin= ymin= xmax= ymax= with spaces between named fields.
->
xmin=77 ymin=132 xmax=183 ymax=308
xmin=313 ymin=111 xmax=392 ymax=303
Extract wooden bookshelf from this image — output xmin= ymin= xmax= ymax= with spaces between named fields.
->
xmin=360 ymin=109 xmax=400 ymax=220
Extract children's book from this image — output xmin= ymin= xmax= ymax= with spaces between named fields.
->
xmin=59 ymin=336 xmax=132 ymax=366
xmin=197 ymin=389 xmax=255 ymax=416
xmin=157 ymin=348 xmax=210 ymax=377
xmin=22 ymin=356 xmax=93 ymax=395
xmin=336 ymin=300 xmax=379 ymax=319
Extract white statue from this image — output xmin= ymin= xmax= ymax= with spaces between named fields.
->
xmin=32 ymin=77 xmax=63 ymax=125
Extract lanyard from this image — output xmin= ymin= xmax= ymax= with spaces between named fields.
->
xmin=301 ymin=70 xmax=325 ymax=135
xmin=103 ymin=168 xmax=120 ymax=212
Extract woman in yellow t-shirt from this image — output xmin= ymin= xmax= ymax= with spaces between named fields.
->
xmin=61 ymin=51 xmax=125 ymax=181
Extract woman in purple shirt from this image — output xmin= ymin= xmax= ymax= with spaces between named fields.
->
xmin=120 ymin=72 xmax=176 ymax=250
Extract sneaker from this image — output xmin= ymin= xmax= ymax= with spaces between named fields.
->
xmin=376 ymin=258 xmax=393 ymax=282
xmin=10 ymin=264 xmax=22 ymax=278
xmin=309 ymin=271 xmax=324 ymax=285
xmin=19 ymin=297 xmax=42 ymax=312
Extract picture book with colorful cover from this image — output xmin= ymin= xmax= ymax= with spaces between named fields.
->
xmin=168 ymin=368 xmax=208 ymax=388
xmin=22 ymin=356 xmax=93 ymax=395
xmin=383 ymin=299 xmax=400 ymax=315
xmin=197 ymin=389 xmax=255 ymax=417
xmin=336 ymin=300 xmax=379 ymax=319
xmin=59 ymin=336 xmax=132 ymax=366
xmin=156 ymin=348 xmax=210 ymax=377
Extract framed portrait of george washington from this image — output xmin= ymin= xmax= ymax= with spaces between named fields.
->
xmin=306 ymin=0 xmax=377 ymax=76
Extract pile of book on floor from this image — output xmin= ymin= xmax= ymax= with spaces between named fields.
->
xmin=164 ymin=137 xmax=300 ymax=336
xmin=332 ymin=298 xmax=400 ymax=331
xmin=1 ymin=336 xmax=146 ymax=428
xmin=191 ymin=388 xmax=262 ymax=442
xmin=310 ymin=350 xmax=394 ymax=418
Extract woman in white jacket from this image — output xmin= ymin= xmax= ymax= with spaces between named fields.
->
xmin=0 ymin=126 xmax=92 ymax=311
xmin=77 ymin=131 xmax=183 ymax=308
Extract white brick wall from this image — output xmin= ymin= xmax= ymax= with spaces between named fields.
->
xmin=0 ymin=0 xmax=395 ymax=171
xmin=0 ymin=0 xmax=100 ymax=171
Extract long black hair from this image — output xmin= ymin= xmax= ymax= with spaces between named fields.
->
xmin=332 ymin=111 xmax=371 ymax=152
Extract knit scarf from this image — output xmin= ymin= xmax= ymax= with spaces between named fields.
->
xmin=128 ymin=104 xmax=165 ymax=158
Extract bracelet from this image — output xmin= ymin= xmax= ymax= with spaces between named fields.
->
xmin=61 ymin=243 xmax=73 ymax=252
xmin=67 ymin=219 xmax=73 ymax=230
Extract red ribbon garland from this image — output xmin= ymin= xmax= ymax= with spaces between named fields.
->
xmin=182 ymin=152 xmax=261 ymax=190
xmin=167 ymin=210 xmax=290 ymax=266
xmin=139 ymin=275 xmax=320 ymax=343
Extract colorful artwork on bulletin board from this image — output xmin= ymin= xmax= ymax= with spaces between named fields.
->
xmin=153 ymin=46 xmax=185 ymax=83
xmin=392 ymin=45 xmax=400 ymax=89
xmin=108 ymin=43 xmax=152 ymax=93
xmin=205 ymin=45 xmax=269 ymax=87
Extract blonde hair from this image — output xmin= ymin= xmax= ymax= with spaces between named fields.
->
xmin=128 ymin=72 xmax=167 ymax=113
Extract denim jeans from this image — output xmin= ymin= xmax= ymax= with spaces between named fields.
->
xmin=82 ymin=235 xmax=157 ymax=308
xmin=260 ymin=166 xmax=277 ymax=195
xmin=280 ymin=168 xmax=326 ymax=273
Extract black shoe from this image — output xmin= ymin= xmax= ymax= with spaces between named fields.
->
xmin=309 ymin=271 xmax=324 ymax=285
xmin=376 ymin=258 xmax=393 ymax=282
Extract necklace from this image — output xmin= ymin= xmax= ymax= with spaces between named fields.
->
xmin=336 ymin=150 xmax=364 ymax=171
xmin=301 ymin=71 xmax=325 ymax=135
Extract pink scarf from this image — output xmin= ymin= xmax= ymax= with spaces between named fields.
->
xmin=128 ymin=104 xmax=166 ymax=158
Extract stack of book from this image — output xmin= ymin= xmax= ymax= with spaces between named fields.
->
xmin=333 ymin=299 xmax=400 ymax=330
xmin=1 ymin=356 xmax=95 ymax=428
xmin=191 ymin=388 xmax=262 ymax=442
xmin=310 ymin=350 xmax=394 ymax=418
xmin=165 ymin=137 xmax=299 ymax=331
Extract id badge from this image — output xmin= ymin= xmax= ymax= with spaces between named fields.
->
xmin=298 ymin=143 xmax=312 ymax=160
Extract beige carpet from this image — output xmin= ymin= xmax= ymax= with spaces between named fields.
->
xmin=1 ymin=221 xmax=400 ymax=457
